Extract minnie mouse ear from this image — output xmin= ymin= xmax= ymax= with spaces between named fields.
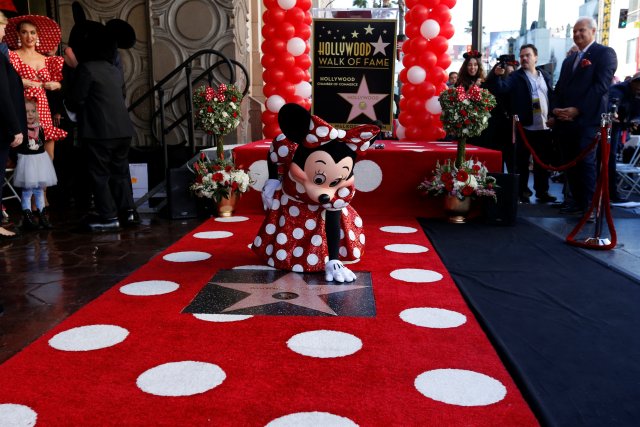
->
xmin=106 ymin=19 xmax=136 ymax=49
xmin=277 ymin=103 xmax=311 ymax=144
xmin=72 ymin=1 xmax=86 ymax=24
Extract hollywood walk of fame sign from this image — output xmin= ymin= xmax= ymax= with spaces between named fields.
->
xmin=183 ymin=269 xmax=376 ymax=317
xmin=312 ymin=18 xmax=397 ymax=131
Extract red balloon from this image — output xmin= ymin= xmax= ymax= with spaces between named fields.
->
xmin=405 ymin=0 xmax=420 ymax=8
xmin=405 ymin=23 xmax=420 ymax=39
xmin=428 ymin=67 xmax=447 ymax=84
xmin=263 ymin=9 xmax=285 ymax=25
xmin=303 ymin=70 xmax=311 ymax=81
xmin=440 ymin=0 xmax=457 ymax=7
xmin=425 ymin=0 xmax=441 ymax=8
xmin=437 ymin=52 xmax=452 ymax=69
xmin=431 ymin=5 xmax=451 ymax=22
xmin=279 ymin=53 xmax=296 ymax=69
xmin=303 ymin=14 xmax=312 ymax=25
xmin=440 ymin=22 xmax=455 ymax=39
xmin=399 ymin=68 xmax=408 ymax=84
xmin=270 ymin=39 xmax=287 ymax=53
xmin=263 ymin=122 xmax=281 ymax=139
xmin=280 ymin=22 xmax=295 ymax=39
xmin=261 ymin=110 xmax=277 ymax=123
xmin=418 ymin=50 xmax=438 ymax=69
xmin=289 ymin=95 xmax=306 ymax=105
xmin=285 ymin=8 xmax=305 ymax=23
xmin=263 ymin=68 xmax=285 ymax=84
xmin=277 ymin=82 xmax=296 ymax=98
xmin=288 ymin=67 xmax=306 ymax=83
xmin=295 ymin=24 xmax=311 ymax=40
xmin=262 ymin=25 xmax=277 ymax=40
xmin=416 ymin=81 xmax=436 ymax=99
xmin=435 ymin=127 xmax=447 ymax=140
xmin=410 ymin=38 xmax=428 ymax=54
xmin=263 ymin=0 xmax=278 ymax=8
xmin=407 ymin=97 xmax=425 ymax=113
xmin=300 ymin=98 xmax=311 ymax=110
xmin=428 ymin=36 xmax=449 ymax=54
xmin=411 ymin=4 xmax=430 ymax=22
xmin=398 ymin=112 xmax=415 ymax=127
xmin=261 ymin=53 xmax=277 ymax=68
xmin=402 ymin=53 xmax=418 ymax=68
xmin=297 ymin=0 xmax=312 ymax=9
xmin=399 ymin=97 xmax=408 ymax=111
xmin=263 ymin=84 xmax=278 ymax=97
xmin=295 ymin=54 xmax=311 ymax=69
xmin=436 ymin=83 xmax=448 ymax=94
xmin=406 ymin=126 xmax=422 ymax=140
xmin=401 ymin=82 xmax=416 ymax=98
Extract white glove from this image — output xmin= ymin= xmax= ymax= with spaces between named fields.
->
xmin=325 ymin=259 xmax=356 ymax=283
xmin=261 ymin=179 xmax=280 ymax=211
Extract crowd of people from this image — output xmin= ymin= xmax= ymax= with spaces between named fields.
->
xmin=456 ymin=16 xmax=632 ymax=214
xmin=0 ymin=8 xmax=139 ymax=240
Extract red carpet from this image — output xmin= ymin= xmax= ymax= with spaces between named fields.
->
xmin=0 ymin=215 xmax=538 ymax=426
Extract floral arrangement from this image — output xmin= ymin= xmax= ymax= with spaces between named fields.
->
xmin=193 ymin=83 xmax=243 ymax=158
xmin=438 ymin=85 xmax=496 ymax=167
xmin=190 ymin=152 xmax=251 ymax=203
xmin=418 ymin=158 xmax=497 ymax=201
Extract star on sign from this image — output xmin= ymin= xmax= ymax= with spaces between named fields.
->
xmin=338 ymin=75 xmax=388 ymax=122
xmin=370 ymin=35 xmax=390 ymax=56
xmin=351 ymin=30 xmax=359 ymax=38
xmin=216 ymin=273 xmax=367 ymax=315
xmin=364 ymin=24 xmax=374 ymax=35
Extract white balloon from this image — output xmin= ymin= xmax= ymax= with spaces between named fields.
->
xmin=277 ymin=0 xmax=296 ymax=10
xmin=420 ymin=19 xmax=441 ymax=39
xmin=425 ymin=96 xmax=442 ymax=114
xmin=266 ymin=95 xmax=286 ymax=113
xmin=396 ymin=124 xmax=406 ymax=139
xmin=287 ymin=37 xmax=306 ymax=56
xmin=407 ymin=66 xmax=427 ymax=84
xmin=295 ymin=81 xmax=312 ymax=98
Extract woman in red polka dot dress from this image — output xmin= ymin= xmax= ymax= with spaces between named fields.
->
xmin=253 ymin=104 xmax=379 ymax=282
xmin=5 ymin=15 xmax=67 ymax=159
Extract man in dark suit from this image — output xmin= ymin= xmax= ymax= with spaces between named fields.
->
xmin=488 ymin=44 xmax=556 ymax=204
xmin=551 ymin=17 xmax=618 ymax=215
xmin=0 ymin=11 xmax=26 ymax=240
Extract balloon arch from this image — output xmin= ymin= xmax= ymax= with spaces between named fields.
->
xmin=260 ymin=0 xmax=457 ymax=140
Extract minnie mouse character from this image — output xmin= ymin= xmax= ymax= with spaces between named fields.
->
xmin=252 ymin=103 xmax=380 ymax=282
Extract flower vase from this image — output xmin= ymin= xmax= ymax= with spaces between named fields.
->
xmin=217 ymin=192 xmax=238 ymax=217
xmin=443 ymin=194 xmax=471 ymax=224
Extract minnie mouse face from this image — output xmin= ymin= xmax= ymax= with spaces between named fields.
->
xmin=289 ymin=142 xmax=356 ymax=204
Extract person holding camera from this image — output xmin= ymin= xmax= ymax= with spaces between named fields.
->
xmin=607 ymin=73 xmax=640 ymax=202
xmin=487 ymin=44 xmax=557 ymax=203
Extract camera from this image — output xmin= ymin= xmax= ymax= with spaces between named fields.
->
xmin=497 ymin=54 xmax=516 ymax=69
xmin=610 ymin=97 xmax=619 ymax=116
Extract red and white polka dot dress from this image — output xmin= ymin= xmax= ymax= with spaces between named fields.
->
xmin=9 ymin=51 xmax=67 ymax=142
xmin=252 ymin=137 xmax=365 ymax=272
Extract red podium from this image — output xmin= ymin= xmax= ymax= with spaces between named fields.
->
xmin=233 ymin=139 xmax=502 ymax=217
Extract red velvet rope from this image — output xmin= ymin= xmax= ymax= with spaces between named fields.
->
xmin=515 ymin=119 xmax=617 ymax=250
xmin=515 ymin=120 xmax=599 ymax=171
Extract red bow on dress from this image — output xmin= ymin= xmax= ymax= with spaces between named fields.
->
xmin=303 ymin=114 xmax=380 ymax=153
xmin=27 ymin=125 xmax=40 ymax=141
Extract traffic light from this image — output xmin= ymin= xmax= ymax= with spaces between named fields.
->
xmin=619 ymin=8 xmax=629 ymax=28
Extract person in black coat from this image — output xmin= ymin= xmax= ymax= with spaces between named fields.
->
xmin=0 ymin=11 xmax=26 ymax=239
xmin=64 ymin=7 xmax=138 ymax=232
xmin=551 ymin=17 xmax=618 ymax=214
xmin=487 ymin=44 xmax=557 ymax=203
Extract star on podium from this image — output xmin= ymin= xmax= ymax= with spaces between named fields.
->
xmin=338 ymin=76 xmax=388 ymax=122
xmin=216 ymin=273 xmax=367 ymax=315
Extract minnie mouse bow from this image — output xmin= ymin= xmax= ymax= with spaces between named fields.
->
xmin=304 ymin=114 xmax=380 ymax=153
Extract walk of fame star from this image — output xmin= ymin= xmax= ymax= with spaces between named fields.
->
xmin=338 ymin=76 xmax=388 ymax=122
xmin=217 ymin=273 xmax=367 ymax=315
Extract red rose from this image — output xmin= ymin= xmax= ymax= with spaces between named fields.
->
xmin=225 ymin=165 xmax=233 ymax=172
xmin=231 ymin=182 xmax=239 ymax=191
xmin=462 ymin=186 xmax=474 ymax=196
xmin=456 ymin=170 xmax=469 ymax=182
xmin=207 ymin=106 xmax=213 ymax=113
xmin=472 ymin=164 xmax=481 ymax=172
xmin=441 ymin=172 xmax=454 ymax=182
xmin=444 ymin=182 xmax=454 ymax=192
xmin=212 ymin=172 xmax=224 ymax=182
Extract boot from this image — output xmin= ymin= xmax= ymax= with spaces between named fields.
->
xmin=21 ymin=209 xmax=39 ymax=231
xmin=39 ymin=207 xmax=53 ymax=229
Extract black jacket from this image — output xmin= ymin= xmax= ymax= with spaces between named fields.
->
xmin=486 ymin=67 xmax=554 ymax=127
xmin=66 ymin=60 xmax=133 ymax=140
xmin=0 ymin=46 xmax=26 ymax=146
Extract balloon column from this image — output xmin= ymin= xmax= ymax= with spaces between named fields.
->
xmin=397 ymin=0 xmax=456 ymax=141
xmin=261 ymin=0 xmax=313 ymax=138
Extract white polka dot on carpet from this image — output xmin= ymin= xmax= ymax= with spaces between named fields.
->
xmin=400 ymin=308 xmax=467 ymax=328
xmin=287 ymin=330 xmax=362 ymax=358
xmin=137 ymin=361 xmax=226 ymax=397
xmin=163 ymin=251 xmax=211 ymax=262
xmin=414 ymin=369 xmax=506 ymax=406
xmin=265 ymin=412 xmax=358 ymax=427
xmin=0 ymin=404 xmax=37 ymax=427
xmin=120 ymin=280 xmax=179 ymax=296
xmin=48 ymin=325 xmax=129 ymax=351
xmin=391 ymin=268 xmax=443 ymax=283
